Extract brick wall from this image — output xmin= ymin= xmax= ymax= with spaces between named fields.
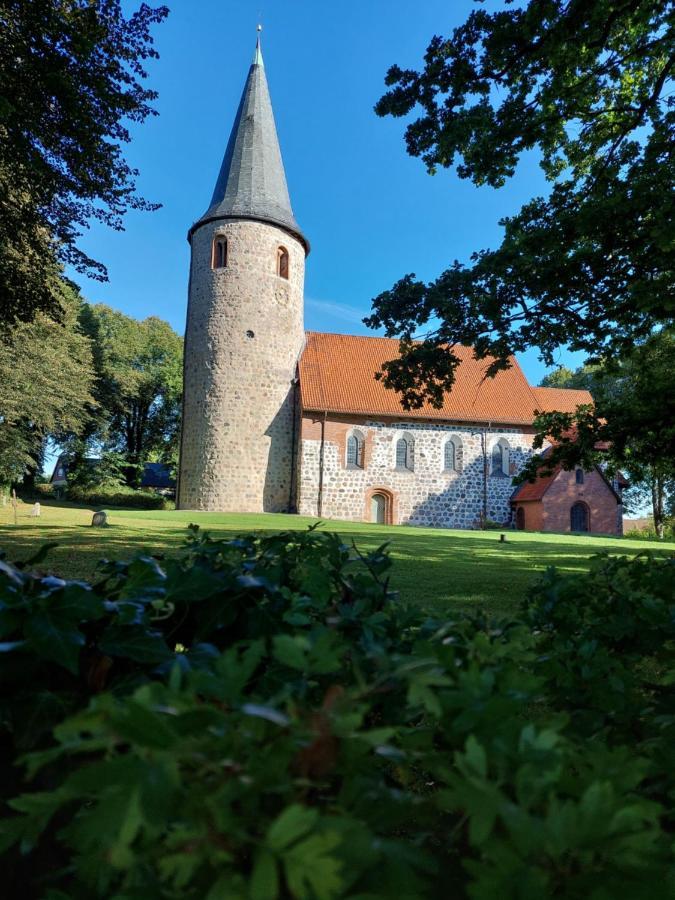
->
xmin=541 ymin=467 xmax=620 ymax=534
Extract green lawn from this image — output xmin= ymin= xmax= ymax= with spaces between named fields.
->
xmin=0 ymin=499 xmax=671 ymax=615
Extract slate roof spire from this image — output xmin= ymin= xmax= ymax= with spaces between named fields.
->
xmin=190 ymin=32 xmax=308 ymax=252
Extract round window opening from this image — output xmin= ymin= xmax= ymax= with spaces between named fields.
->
xmin=246 ymin=330 xmax=255 ymax=339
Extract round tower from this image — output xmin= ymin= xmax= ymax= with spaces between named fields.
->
xmin=178 ymin=37 xmax=308 ymax=512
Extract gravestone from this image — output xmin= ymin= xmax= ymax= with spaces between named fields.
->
xmin=91 ymin=510 xmax=108 ymax=527
xmin=31 ymin=502 xmax=41 ymax=517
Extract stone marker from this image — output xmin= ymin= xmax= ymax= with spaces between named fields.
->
xmin=91 ymin=510 xmax=108 ymax=527
xmin=31 ymin=502 xmax=41 ymax=517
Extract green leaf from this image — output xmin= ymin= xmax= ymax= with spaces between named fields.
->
xmin=107 ymin=700 xmax=177 ymax=749
xmin=49 ymin=583 xmax=105 ymax=622
xmin=250 ymin=849 xmax=279 ymax=900
xmin=284 ymin=832 xmax=343 ymax=900
xmin=24 ymin=610 xmax=84 ymax=674
xmin=464 ymin=735 xmax=487 ymax=778
xmin=272 ymin=634 xmax=309 ymax=670
xmin=267 ymin=805 xmax=318 ymax=851
xmin=99 ymin=623 xmax=172 ymax=664
xmin=241 ymin=704 xmax=289 ymax=727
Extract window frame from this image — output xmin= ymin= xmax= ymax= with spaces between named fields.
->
xmin=346 ymin=431 xmax=365 ymax=469
xmin=395 ymin=434 xmax=414 ymax=472
xmin=212 ymin=236 xmax=227 ymax=270
xmin=491 ymin=438 xmax=510 ymax=477
xmin=277 ymin=246 xmax=290 ymax=279
xmin=444 ymin=436 xmax=462 ymax=472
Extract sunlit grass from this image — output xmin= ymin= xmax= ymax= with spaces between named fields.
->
xmin=1 ymin=499 xmax=671 ymax=614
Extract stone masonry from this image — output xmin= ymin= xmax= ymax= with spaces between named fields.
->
xmin=297 ymin=414 xmax=537 ymax=527
xmin=178 ymin=219 xmax=305 ymax=511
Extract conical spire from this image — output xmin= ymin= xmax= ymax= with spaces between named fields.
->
xmin=190 ymin=35 xmax=307 ymax=252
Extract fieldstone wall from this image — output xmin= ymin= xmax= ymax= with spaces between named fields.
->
xmin=297 ymin=415 xmax=537 ymax=528
xmin=178 ymin=219 xmax=305 ymax=511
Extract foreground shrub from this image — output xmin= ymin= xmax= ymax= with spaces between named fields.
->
xmin=0 ymin=531 xmax=673 ymax=898
xmin=66 ymin=483 xmax=167 ymax=509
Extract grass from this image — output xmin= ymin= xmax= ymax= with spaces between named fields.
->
xmin=1 ymin=499 xmax=672 ymax=615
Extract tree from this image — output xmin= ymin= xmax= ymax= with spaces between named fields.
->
xmin=0 ymin=0 xmax=168 ymax=324
xmin=522 ymin=331 xmax=675 ymax=538
xmin=367 ymin=0 xmax=674 ymax=410
xmin=79 ymin=304 xmax=182 ymax=484
xmin=0 ymin=281 xmax=94 ymax=490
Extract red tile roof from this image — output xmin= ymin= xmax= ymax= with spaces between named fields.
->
xmin=533 ymin=386 xmax=593 ymax=413
xmin=299 ymin=332 xmax=590 ymax=426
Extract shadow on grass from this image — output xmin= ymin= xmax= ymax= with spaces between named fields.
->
xmin=1 ymin=516 xmax=669 ymax=616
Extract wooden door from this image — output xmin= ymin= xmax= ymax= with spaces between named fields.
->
xmin=371 ymin=493 xmax=386 ymax=524
xmin=570 ymin=502 xmax=589 ymax=532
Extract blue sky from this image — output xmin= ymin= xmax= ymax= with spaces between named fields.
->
xmin=67 ymin=0 xmax=584 ymax=385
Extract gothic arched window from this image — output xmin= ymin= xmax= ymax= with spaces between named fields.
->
xmin=575 ymin=468 xmax=585 ymax=485
xmin=491 ymin=438 xmax=510 ymax=477
xmin=395 ymin=434 xmax=414 ymax=471
xmin=277 ymin=246 xmax=289 ymax=279
xmin=212 ymin=236 xmax=227 ymax=269
xmin=444 ymin=436 xmax=461 ymax=472
xmin=346 ymin=431 xmax=364 ymax=469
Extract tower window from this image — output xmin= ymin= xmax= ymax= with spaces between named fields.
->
xmin=575 ymin=468 xmax=584 ymax=484
xmin=277 ymin=246 xmax=289 ymax=279
xmin=212 ymin=237 xmax=227 ymax=269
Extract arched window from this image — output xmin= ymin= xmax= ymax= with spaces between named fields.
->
xmin=571 ymin=501 xmax=590 ymax=532
xmin=346 ymin=430 xmax=364 ymax=469
xmin=212 ymin=236 xmax=227 ymax=269
xmin=575 ymin=468 xmax=584 ymax=485
xmin=395 ymin=434 xmax=414 ymax=471
xmin=444 ymin=436 xmax=461 ymax=472
xmin=491 ymin=438 xmax=510 ymax=477
xmin=277 ymin=246 xmax=289 ymax=279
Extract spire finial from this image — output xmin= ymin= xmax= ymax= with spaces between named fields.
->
xmin=253 ymin=23 xmax=264 ymax=66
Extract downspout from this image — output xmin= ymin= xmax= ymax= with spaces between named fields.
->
xmin=288 ymin=376 xmax=298 ymax=513
xmin=481 ymin=429 xmax=488 ymax=528
xmin=317 ymin=411 xmax=327 ymax=517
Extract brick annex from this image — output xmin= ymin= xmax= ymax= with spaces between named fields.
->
xmin=177 ymin=37 xmax=624 ymax=536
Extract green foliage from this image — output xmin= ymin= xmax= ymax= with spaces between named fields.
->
xmin=0 ymin=529 xmax=674 ymax=897
xmin=0 ymin=1 xmax=168 ymax=324
xmin=66 ymin=450 xmax=131 ymax=490
xmin=66 ymin=484 xmax=167 ymax=510
xmin=368 ymin=0 xmax=673 ymax=409
xmin=77 ymin=304 xmax=183 ymax=483
xmin=625 ymin=520 xmax=675 ymax=542
xmin=0 ymin=282 xmax=95 ymax=486
xmin=521 ymin=331 xmax=675 ymax=536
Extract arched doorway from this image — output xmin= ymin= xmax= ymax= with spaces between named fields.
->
xmin=371 ymin=492 xmax=387 ymax=524
xmin=515 ymin=507 xmax=525 ymax=530
xmin=570 ymin=502 xmax=590 ymax=532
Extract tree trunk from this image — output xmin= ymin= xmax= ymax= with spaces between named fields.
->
xmin=651 ymin=472 xmax=665 ymax=540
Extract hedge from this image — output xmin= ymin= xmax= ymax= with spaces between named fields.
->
xmin=66 ymin=483 xmax=168 ymax=510
xmin=0 ymin=528 xmax=673 ymax=898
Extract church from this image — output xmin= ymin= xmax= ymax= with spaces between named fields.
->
xmin=177 ymin=37 xmax=623 ymax=536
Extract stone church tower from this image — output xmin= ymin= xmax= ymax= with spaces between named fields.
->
xmin=178 ymin=37 xmax=308 ymax=511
